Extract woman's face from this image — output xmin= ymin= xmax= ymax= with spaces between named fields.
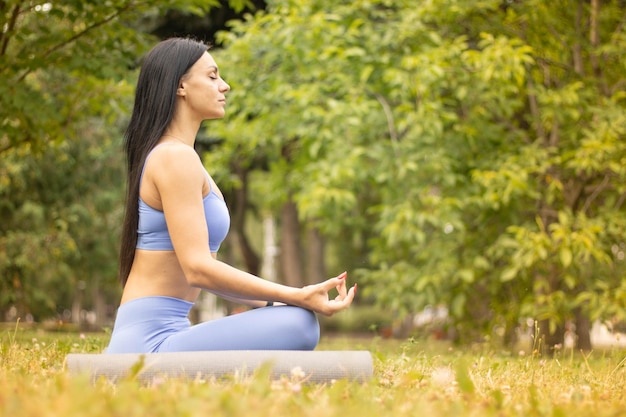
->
xmin=178 ymin=52 xmax=230 ymax=120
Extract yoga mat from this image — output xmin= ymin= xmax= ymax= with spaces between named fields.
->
xmin=65 ymin=350 xmax=373 ymax=384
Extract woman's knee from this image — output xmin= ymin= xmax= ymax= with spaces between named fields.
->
xmin=281 ymin=306 xmax=320 ymax=350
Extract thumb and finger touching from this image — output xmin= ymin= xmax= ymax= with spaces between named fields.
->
xmin=306 ymin=272 xmax=356 ymax=316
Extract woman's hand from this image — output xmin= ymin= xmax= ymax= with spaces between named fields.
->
xmin=299 ymin=271 xmax=357 ymax=316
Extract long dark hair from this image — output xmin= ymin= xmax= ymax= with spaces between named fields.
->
xmin=119 ymin=37 xmax=208 ymax=286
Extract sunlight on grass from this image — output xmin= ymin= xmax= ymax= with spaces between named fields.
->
xmin=1 ymin=325 xmax=625 ymax=417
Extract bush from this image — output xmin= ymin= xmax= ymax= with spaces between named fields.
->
xmin=318 ymin=305 xmax=394 ymax=335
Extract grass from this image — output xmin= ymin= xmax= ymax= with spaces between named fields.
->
xmin=1 ymin=324 xmax=625 ymax=417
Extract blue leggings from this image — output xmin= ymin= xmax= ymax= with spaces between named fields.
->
xmin=105 ymin=296 xmax=320 ymax=353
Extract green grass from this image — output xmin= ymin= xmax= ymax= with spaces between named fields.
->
xmin=1 ymin=325 xmax=625 ymax=417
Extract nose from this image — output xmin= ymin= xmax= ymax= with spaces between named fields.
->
xmin=220 ymin=79 xmax=230 ymax=92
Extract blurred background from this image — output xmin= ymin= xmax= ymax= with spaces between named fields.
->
xmin=1 ymin=0 xmax=625 ymax=353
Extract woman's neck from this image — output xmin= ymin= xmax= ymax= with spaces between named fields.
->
xmin=164 ymin=113 xmax=201 ymax=146
xmin=161 ymin=126 xmax=199 ymax=147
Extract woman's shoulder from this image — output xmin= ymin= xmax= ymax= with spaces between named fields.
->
xmin=149 ymin=143 xmax=201 ymax=166
xmin=146 ymin=143 xmax=205 ymax=182
xmin=151 ymin=141 xmax=198 ymax=157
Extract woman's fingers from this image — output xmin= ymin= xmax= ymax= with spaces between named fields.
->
xmin=327 ymin=283 xmax=356 ymax=314
xmin=305 ymin=272 xmax=357 ymax=316
xmin=336 ymin=271 xmax=348 ymax=299
xmin=320 ymin=272 xmax=347 ymax=292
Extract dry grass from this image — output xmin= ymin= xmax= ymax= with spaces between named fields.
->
xmin=1 ymin=325 xmax=625 ymax=417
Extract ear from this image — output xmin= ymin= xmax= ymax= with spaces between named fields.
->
xmin=176 ymin=81 xmax=187 ymax=97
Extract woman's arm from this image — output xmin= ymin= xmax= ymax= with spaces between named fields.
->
xmin=154 ymin=145 xmax=355 ymax=316
xmin=206 ymin=288 xmax=282 ymax=308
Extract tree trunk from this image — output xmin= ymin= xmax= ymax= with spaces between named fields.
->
xmin=575 ymin=308 xmax=592 ymax=351
xmin=305 ymin=227 xmax=325 ymax=285
xmin=503 ymin=319 xmax=519 ymax=348
xmin=72 ymin=280 xmax=86 ymax=327
xmin=538 ymin=319 xmax=564 ymax=357
xmin=261 ymin=214 xmax=279 ymax=281
xmin=280 ymin=199 xmax=303 ymax=287
xmin=93 ymin=282 xmax=106 ymax=328
xmin=231 ymin=162 xmax=261 ymax=276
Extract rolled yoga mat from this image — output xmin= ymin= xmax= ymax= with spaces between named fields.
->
xmin=65 ymin=350 xmax=373 ymax=384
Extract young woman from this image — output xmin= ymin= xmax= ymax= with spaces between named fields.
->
xmin=105 ymin=38 xmax=356 ymax=354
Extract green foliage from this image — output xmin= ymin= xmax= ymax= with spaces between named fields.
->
xmin=0 ymin=0 xmax=248 ymax=319
xmin=211 ymin=0 xmax=626 ymax=344
xmin=0 ymin=113 xmax=126 ymax=318
xmin=470 ymin=0 xmax=626 ymax=339
xmin=318 ymin=305 xmax=394 ymax=334
xmin=1 ymin=0 xmax=624 ymax=346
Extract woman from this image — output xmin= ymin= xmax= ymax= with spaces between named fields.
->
xmin=106 ymin=38 xmax=356 ymax=354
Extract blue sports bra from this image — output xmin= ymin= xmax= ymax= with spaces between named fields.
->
xmin=136 ymin=145 xmax=230 ymax=252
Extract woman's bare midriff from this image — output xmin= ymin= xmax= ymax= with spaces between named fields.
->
xmin=120 ymin=250 xmax=217 ymax=305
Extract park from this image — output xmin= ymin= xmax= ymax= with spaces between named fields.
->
xmin=1 ymin=0 xmax=625 ymax=416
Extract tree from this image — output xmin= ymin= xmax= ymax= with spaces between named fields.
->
xmin=482 ymin=0 xmax=626 ymax=351
xmin=210 ymin=0 xmax=626 ymax=348
xmin=208 ymin=0 xmax=391 ymax=284
xmin=364 ymin=0 xmax=626 ymax=349
xmin=0 ymin=0 xmax=248 ymax=322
